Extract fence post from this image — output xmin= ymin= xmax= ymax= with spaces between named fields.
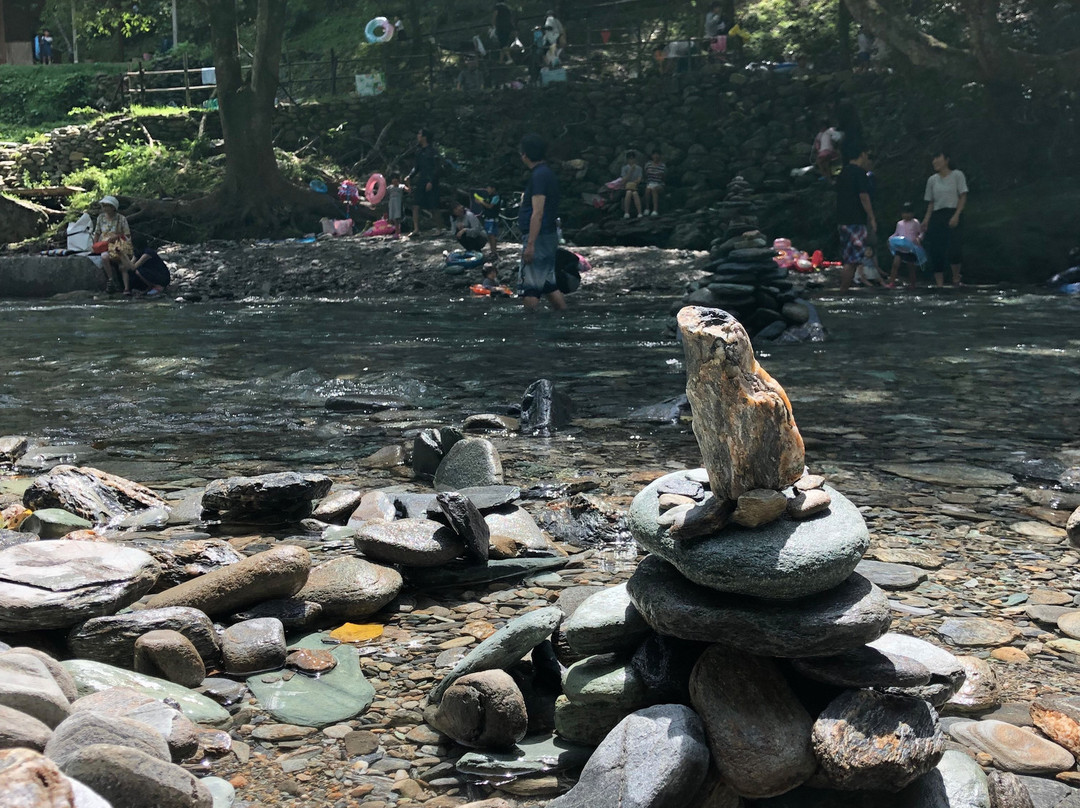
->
xmin=138 ymin=62 xmax=146 ymax=105
xmin=428 ymin=42 xmax=435 ymax=90
xmin=182 ymin=54 xmax=191 ymax=107
xmin=330 ymin=48 xmax=337 ymax=95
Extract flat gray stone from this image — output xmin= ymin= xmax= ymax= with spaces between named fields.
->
xmin=562 ymin=655 xmax=649 ymax=710
xmin=45 ymin=710 xmax=171 ymax=770
xmin=856 ymin=560 xmax=928 ymax=590
xmin=201 ymin=472 xmax=332 ymax=518
xmin=68 ymin=607 xmax=219 ymax=668
xmin=18 ymin=508 xmax=92 ymax=538
xmin=132 ymin=539 xmax=243 ymax=592
xmin=949 ymin=720 xmax=1074 ymax=775
xmin=627 ymin=555 xmax=890 ymax=657
xmin=431 ymin=606 xmax=562 ymax=702
xmin=60 ymin=743 xmax=212 ymax=808
xmin=455 ymin=734 xmax=592 ymax=778
xmin=354 ymin=518 xmax=464 ymax=567
xmin=0 ymin=540 xmax=160 ymax=631
xmin=869 ymin=633 xmax=967 ymax=707
xmin=245 ymin=633 xmax=374 ymax=728
xmin=61 ymin=660 xmax=229 ymax=725
xmin=937 ymin=617 xmax=1021 ymax=647
xmin=0 ymin=702 xmax=52 ymax=751
xmin=407 ymin=556 xmax=568 ymax=589
xmin=547 ymin=705 xmax=711 ymax=808
xmin=878 ymin=463 xmax=1016 ymax=488
xmin=554 ymin=695 xmax=634 ymax=746
xmin=293 ymin=556 xmax=401 ymax=620
xmin=433 ymin=438 xmax=503 ymax=491
xmin=629 ymin=473 xmax=869 ymax=599
xmin=792 ymin=645 xmax=932 ymax=689
xmin=562 ymin=583 xmax=652 ymax=656
xmin=0 ymin=652 xmax=71 ymax=728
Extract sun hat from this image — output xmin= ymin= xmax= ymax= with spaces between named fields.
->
xmin=99 ymin=195 xmax=119 ymax=208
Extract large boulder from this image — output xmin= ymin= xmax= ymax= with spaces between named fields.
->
xmin=200 ymin=472 xmax=332 ymax=521
xmin=45 ymin=710 xmax=171 ymax=769
xmin=0 ymin=540 xmax=160 ymax=631
xmin=294 ymin=557 xmax=402 ymax=620
xmin=353 ymin=519 xmax=464 ymax=567
xmin=68 ymin=607 xmax=218 ymax=668
xmin=433 ymin=438 xmax=504 ymax=491
xmin=431 ymin=670 xmax=528 ymax=749
xmin=22 ymin=465 xmax=166 ymax=524
xmin=60 ymin=743 xmax=213 ymax=808
xmin=677 ymin=307 xmax=804 ymax=500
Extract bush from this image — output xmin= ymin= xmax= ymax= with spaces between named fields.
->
xmin=0 ymin=64 xmax=128 ymax=127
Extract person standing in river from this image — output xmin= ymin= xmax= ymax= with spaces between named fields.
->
xmin=518 ymin=133 xmax=566 ymax=311
xmin=835 ymin=141 xmax=877 ymax=292
xmin=407 ymin=129 xmax=440 ymax=236
xmin=921 ymin=149 xmax=968 ymax=288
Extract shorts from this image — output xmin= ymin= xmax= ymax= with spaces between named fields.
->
xmin=483 ymin=219 xmax=498 ymax=235
xmin=519 ymin=231 xmax=559 ymax=298
xmin=412 ymin=182 xmax=439 ymax=211
xmin=838 ymin=224 xmax=868 ymax=266
xmin=646 ymin=182 xmax=663 ymax=190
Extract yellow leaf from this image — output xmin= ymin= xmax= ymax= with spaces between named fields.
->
xmin=328 ymin=623 xmax=384 ymax=643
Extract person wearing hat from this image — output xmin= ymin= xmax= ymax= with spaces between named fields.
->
xmin=92 ymin=195 xmax=133 ymax=294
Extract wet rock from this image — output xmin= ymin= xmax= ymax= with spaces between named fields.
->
xmin=23 ymin=465 xmax=166 ymax=524
xmin=294 ymin=556 xmax=401 ymax=620
xmin=0 ymin=703 xmax=52 ymax=751
xmin=45 ymin=710 xmax=171 ymax=769
xmin=664 ymin=495 xmax=734 ymax=541
xmin=285 ymin=648 xmax=337 ymax=674
xmin=787 ymin=487 xmax=831 ymax=519
xmin=1068 ymin=506 xmax=1080 ymax=547
xmin=69 ymin=607 xmax=219 ymax=668
xmin=948 ymin=720 xmax=1075 ymax=774
xmin=897 ymin=749 xmax=991 ymax=808
xmin=221 ymin=618 xmax=286 ymax=675
xmin=92 ymin=696 xmax=199 ymax=763
xmin=454 ymin=485 xmax=522 ymax=511
xmin=987 ymin=771 xmax=1035 ymax=808
xmin=310 ymin=489 xmax=364 ymax=523
xmin=354 ymin=518 xmax=464 ymax=567
xmin=434 ymin=438 xmax=504 ymax=491
xmin=677 ymin=307 xmax=804 ymax=501
xmin=878 ymin=463 xmax=1016 ymax=488
xmin=432 ymin=607 xmax=563 ymax=702
xmin=412 ymin=428 xmax=460 ymax=479
xmin=947 ymin=656 xmax=1000 ymax=714
xmin=134 ymin=630 xmax=206 ymax=688
xmin=554 ymin=695 xmax=631 ymax=746
xmin=201 ymin=472 xmax=332 ymax=521
xmin=359 ymin=444 xmax=406 ymax=468
xmin=146 ymin=545 xmax=311 ymax=617
xmin=407 ymin=556 xmax=568 ymax=589
xmin=132 ymin=539 xmax=243 ymax=592
xmin=629 ymin=473 xmax=869 ymax=599
xmin=563 ymin=654 xmax=648 ymax=710
xmin=547 ymin=705 xmax=710 ymax=808
xmin=732 ymin=488 xmax=788 ymax=527
xmin=432 ymin=670 xmax=528 ymax=750
xmin=483 ymin=505 xmax=551 ymax=552
xmin=869 ymin=633 xmax=967 ymax=707
xmin=792 ymin=645 xmax=932 ymax=689
xmin=689 ymin=646 xmax=816 ymax=798
xmin=62 ymin=660 xmax=230 ymax=725
xmin=346 ymin=490 xmax=396 ymax=526
xmin=232 ymin=598 xmax=323 ymax=631
xmin=245 ymin=636 xmax=374 ymax=728
xmin=856 ymin=560 xmax=927 ymax=590
xmin=436 ymin=491 xmax=490 ymax=563
xmin=0 ymin=652 xmax=71 ymax=728
xmin=812 ymin=689 xmax=943 ymax=791
xmin=0 ymin=748 xmax=75 ymax=806
xmin=520 ymin=379 xmax=573 ymax=436
xmin=61 ymin=743 xmax=212 ymax=808
xmin=18 ymin=508 xmax=93 ymax=538
xmin=464 ymin=413 xmax=519 ymax=433
xmin=325 ymin=394 xmax=410 ymax=412
xmin=455 ymin=734 xmax=592 ymax=780
xmin=627 ymin=555 xmax=890 ymax=656
xmin=937 ymin=618 xmax=1021 ymax=647
xmin=0 ymin=540 xmax=160 ymax=631
xmin=1030 ymin=696 xmax=1080 ymax=757
xmin=562 ymin=583 xmax=651 ymax=656
xmin=0 ymin=435 xmax=28 ymax=462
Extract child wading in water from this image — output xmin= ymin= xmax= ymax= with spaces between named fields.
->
xmin=387 ymin=174 xmax=406 ymax=235
xmin=854 ymin=244 xmax=888 ymax=288
xmin=474 ymin=184 xmax=502 ymax=259
xmin=887 ymin=202 xmax=927 ymax=289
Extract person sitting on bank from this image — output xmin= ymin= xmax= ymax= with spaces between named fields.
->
xmin=449 ymin=202 xmax=487 ymax=252
xmin=643 ymin=151 xmax=666 ymax=217
xmin=121 ymin=236 xmax=171 ymax=297
xmin=93 ymin=195 xmax=134 ymax=294
xmin=620 ymin=151 xmax=643 ymax=219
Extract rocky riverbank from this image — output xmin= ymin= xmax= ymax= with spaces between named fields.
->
xmin=2 ymin=306 xmax=1080 ymax=808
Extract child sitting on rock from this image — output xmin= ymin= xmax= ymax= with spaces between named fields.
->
xmin=854 ymin=244 xmax=888 ymax=288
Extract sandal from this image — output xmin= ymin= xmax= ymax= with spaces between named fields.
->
xmin=122 ymin=290 xmax=132 ymax=296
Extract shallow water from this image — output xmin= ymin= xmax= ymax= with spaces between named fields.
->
xmin=0 ymin=290 xmax=1077 ymax=478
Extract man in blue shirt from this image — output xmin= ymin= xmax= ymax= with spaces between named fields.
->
xmin=518 ymin=133 xmax=566 ymax=311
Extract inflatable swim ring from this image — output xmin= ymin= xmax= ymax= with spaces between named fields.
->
xmin=470 ymin=284 xmax=515 ymax=297
xmin=365 ymin=173 xmax=386 ymax=204
xmin=446 ymin=250 xmax=485 ymax=269
xmin=309 ymin=179 xmax=328 ymax=193
xmin=365 ymin=17 xmax=394 ymax=44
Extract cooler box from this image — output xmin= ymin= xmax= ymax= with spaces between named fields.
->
xmin=540 ymin=67 xmax=567 ymax=86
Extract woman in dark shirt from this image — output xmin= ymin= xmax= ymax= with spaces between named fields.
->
xmin=408 ymin=129 xmax=441 ymax=235
xmin=124 ymin=237 xmax=171 ymax=296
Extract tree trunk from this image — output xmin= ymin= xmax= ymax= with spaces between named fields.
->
xmin=838 ymin=0 xmax=852 ymax=69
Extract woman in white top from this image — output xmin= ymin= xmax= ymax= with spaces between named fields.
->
xmin=921 ymin=149 xmax=968 ymax=287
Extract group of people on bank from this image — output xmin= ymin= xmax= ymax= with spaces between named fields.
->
xmin=835 ymin=141 xmax=967 ymax=292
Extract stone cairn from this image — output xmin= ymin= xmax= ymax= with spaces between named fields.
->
xmin=679 ymin=177 xmax=821 ymax=344
xmin=544 ymin=306 xmax=972 ymax=806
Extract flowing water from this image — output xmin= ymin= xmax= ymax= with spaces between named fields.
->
xmin=1 ymin=291 xmax=1078 ymax=483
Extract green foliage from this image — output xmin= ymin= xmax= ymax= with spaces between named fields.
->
xmin=742 ymin=0 xmax=840 ymax=62
xmin=64 ymin=140 xmax=223 ymax=210
xmin=0 ymin=65 xmax=126 ymax=128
